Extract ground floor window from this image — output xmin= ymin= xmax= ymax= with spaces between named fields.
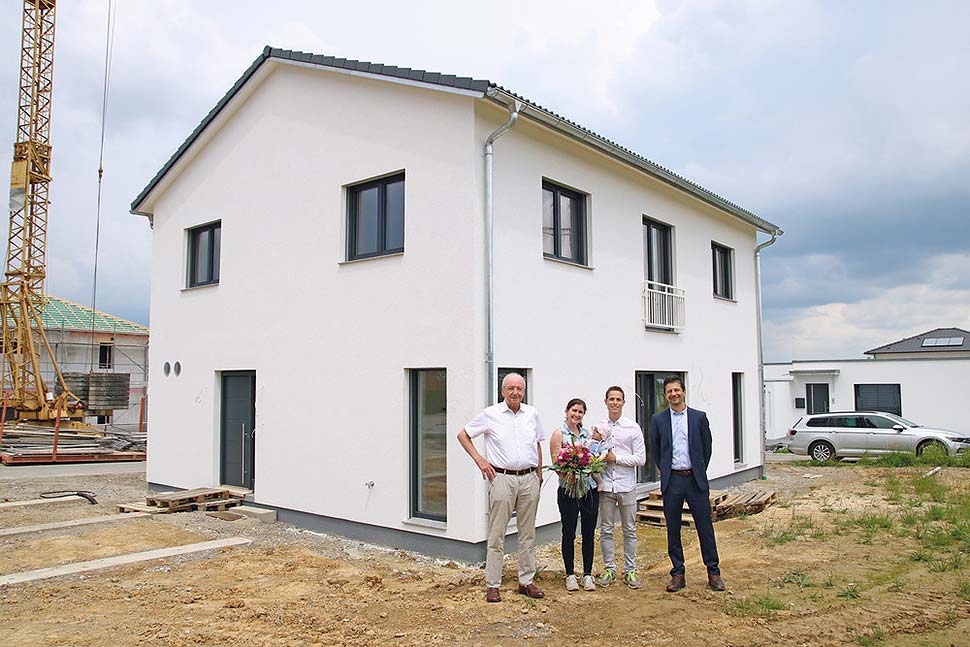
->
xmin=854 ymin=383 xmax=902 ymax=416
xmin=410 ymin=369 xmax=447 ymax=521
xmin=732 ymin=373 xmax=743 ymax=462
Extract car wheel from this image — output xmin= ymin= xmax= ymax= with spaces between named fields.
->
xmin=916 ymin=440 xmax=948 ymax=456
xmin=809 ymin=441 xmax=835 ymax=462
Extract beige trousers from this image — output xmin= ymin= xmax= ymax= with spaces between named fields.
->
xmin=485 ymin=471 xmax=540 ymax=588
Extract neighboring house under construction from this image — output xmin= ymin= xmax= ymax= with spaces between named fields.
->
xmin=39 ymin=295 xmax=149 ymax=432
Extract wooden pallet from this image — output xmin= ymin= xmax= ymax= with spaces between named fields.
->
xmin=146 ymin=488 xmax=230 ymax=508
xmin=636 ymin=509 xmax=695 ymax=527
xmin=714 ymin=490 xmax=777 ymax=518
xmin=0 ymin=451 xmax=145 ymax=465
xmin=117 ymin=502 xmax=170 ymax=514
xmin=118 ymin=497 xmax=241 ymax=515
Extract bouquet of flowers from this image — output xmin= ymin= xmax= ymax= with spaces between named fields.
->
xmin=548 ymin=442 xmax=605 ymax=499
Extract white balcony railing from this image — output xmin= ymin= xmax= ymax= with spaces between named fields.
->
xmin=642 ymin=280 xmax=686 ymax=331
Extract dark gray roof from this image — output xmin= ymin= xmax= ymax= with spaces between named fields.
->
xmin=131 ymin=47 xmax=780 ymax=235
xmin=865 ymin=327 xmax=970 ymax=355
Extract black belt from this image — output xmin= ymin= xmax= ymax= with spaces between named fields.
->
xmin=492 ymin=466 xmax=536 ymax=476
xmin=670 ymin=469 xmax=693 ymax=476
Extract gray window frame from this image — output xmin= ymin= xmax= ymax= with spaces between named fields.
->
xmin=731 ymin=372 xmax=743 ymax=462
xmin=712 ymin=242 xmax=734 ymax=299
xmin=347 ymin=172 xmax=405 ymax=260
xmin=854 ymin=383 xmax=902 ymax=417
xmin=541 ymin=180 xmax=587 ymax=265
xmin=187 ymin=221 xmax=221 ymax=287
xmin=410 ymin=368 xmax=447 ymax=522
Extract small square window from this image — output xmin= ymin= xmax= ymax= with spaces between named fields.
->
xmin=187 ymin=221 xmax=221 ymax=287
xmin=542 ymin=181 xmax=587 ymax=265
xmin=712 ymin=242 xmax=734 ymax=299
xmin=348 ymin=173 xmax=405 ymax=260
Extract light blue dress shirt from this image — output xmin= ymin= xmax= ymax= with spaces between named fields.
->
xmin=670 ymin=408 xmax=691 ymax=470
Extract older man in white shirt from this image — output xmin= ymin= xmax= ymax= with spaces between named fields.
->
xmin=595 ymin=385 xmax=647 ymax=589
xmin=457 ymin=373 xmax=546 ymax=603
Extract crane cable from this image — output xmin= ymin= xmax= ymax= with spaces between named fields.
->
xmin=88 ymin=0 xmax=117 ymax=371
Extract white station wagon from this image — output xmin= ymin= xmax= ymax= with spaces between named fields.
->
xmin=787 ymin=411 xmax=970 ymax=462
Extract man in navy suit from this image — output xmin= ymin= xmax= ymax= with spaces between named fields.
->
xmin=648 ymin=376 xmax=725 ymax=592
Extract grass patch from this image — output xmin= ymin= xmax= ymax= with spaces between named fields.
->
xmin=761 ymin=514 xmax=818 ymax=547
xmin=776 ymin=569 xmax=813 ymax=589
xmin=959 ymin=580 xmax=970 ymax=602
xmin=912 ymin=476 xmax=948 ymax=503
xmin=724 ymin=593 xmax=787 ymax=617
xmin=837 ymin=584 xmax=861 ymax=600
xmin=857 ymin=627 xmax=885 ymax=646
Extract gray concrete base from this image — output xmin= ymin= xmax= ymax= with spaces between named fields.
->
xmin=710 ymin=465 xmax=764 ymax=489
xmin=148 ymin=481 xmax=558 ymax=563
xmin=235 ymin=505 xmax=277 ymax=523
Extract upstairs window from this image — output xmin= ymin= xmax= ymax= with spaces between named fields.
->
xmin=187 ymin=221 xmax=221 ymax=287
xmin=712 ymin=242 xmax=734 ymax=299
xmin=643 ymin=217 xmax=673 ymax=285
xmin=98 ymin=343 xmax=113 ymax=369
xmin=542 ymin=181 xmax=587 ymax=265
xmin=348 ymin=172 xmax=405 ymax=260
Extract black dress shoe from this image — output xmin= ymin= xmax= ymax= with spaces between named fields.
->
xmin=666 ymin=574 xmax=685 ymax=592
xmin=708 ymin=573 xmax=725 ymax=591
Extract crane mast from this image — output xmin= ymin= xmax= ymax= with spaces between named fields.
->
xmin=2 ymin=0 xmax=82 ymax=421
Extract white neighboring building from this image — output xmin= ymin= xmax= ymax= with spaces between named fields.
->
xmin=130 ymin=48 xmax=782 ymax=560
xmin=765 ymin=328 xmax=970 ymax=440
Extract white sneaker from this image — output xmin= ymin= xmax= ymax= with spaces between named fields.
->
xmin=565 ymin=574 xmax=579 ymax=591
xmin=582 ymin=575 xmax=596 ymax=591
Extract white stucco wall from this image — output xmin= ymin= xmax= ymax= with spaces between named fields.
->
xmin=144 ymin=61 xmax=768 ymax=549
xmin=146 ymin=62 xmax=485 ymax=542
xmin=764 ymin=358 xmax=970 ymax=439
xmin=479 ymin=103 xmax=765 ymax=531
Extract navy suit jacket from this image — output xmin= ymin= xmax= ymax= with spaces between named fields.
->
xmin=649 ymin=407 xmax=713 ymax=494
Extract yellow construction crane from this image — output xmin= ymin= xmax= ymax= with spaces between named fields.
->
xmin=2 ymin=0 xmax=84 ymax=422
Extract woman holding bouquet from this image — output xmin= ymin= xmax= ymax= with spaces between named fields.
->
xmin=549 ymin=398 xmax=601 ymax=592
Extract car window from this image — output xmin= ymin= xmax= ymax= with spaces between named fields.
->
xmin=806 ymin=417 xmax=831 ymax=427
xmin=831 ymin=416 xmax=860 ymax=428
xmin=863 ymin=415 xmax=896 ymax=429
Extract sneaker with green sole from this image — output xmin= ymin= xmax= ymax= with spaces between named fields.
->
xmin=624 ymin=571 xmax=642 ymax=589
xmin=596 ymin=568 xmax=616 ymax=587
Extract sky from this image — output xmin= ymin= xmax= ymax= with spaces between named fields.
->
xmin=0 ymin=0 xmax=967 ymax=362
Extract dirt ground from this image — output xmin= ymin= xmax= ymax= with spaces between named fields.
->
xmin=1 ymin=465 xmax=969 ymax=647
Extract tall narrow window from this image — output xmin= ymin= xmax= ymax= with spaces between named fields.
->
xmin=712 ymin=243 xmax=734 ymax=299
xmin=348 ymin=172 xmax=405 ymax=260
xmin=643 ymin=218 xmax=673 ymax=285
xmin=187 ymin=221 xmax=221 ymax=287
xmin=541 ymin=181 xmax=587 ymax=265
xmin=732 ymin=372 xmax=743 ymax=462
xmin=98 ymin=343 xmax=113 ymax=369
xmin=411 ymin=369 xmax=447 ymax=521
xmin=497 ymin=367 xmax=529 ymax=404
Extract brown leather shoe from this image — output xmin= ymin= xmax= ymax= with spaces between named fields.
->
xmin=485 ymin=587 xmax=502 ymax=603
xmin=665 ymin=574 xmax=686 ymax=592
xmin=708 ymin=573 xmax=726 ymax=591
xmin=517 ymin=582 xmax=545 ymax=599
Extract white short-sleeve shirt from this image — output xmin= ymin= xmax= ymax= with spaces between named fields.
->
xmin=464 ymin=401 xmax=546 ymax=471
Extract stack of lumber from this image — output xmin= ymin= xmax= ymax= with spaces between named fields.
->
xmin=636 ymin=490 xmax=730 ymax=527
xmin=714 ymin=490 xmax=777 ymax=519
xmin=103 ymin=428 xmax=147 ymax=452
xmin=117 ymin=488 xmax=241 ymax=514
xmin=0 ymin=422 xmax=145 ymax=464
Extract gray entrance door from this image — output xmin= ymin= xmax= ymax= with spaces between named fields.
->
xmin=221 ymin=371 xmax=256 ymax=489
xmin=806 ymin=383 xmax=830 ymax=415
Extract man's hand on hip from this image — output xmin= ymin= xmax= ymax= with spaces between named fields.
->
xmin=476 ymin=458 xmax=496 ymax=480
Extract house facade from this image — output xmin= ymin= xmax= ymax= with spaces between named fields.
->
xmin=131 ymin=48 xmax=781 ymax=560
xmin=765 ymin=328 xmax=970 ymax=440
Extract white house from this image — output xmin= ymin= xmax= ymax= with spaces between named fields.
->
xmin=130 ymin=48 xmax=782 ymax=560
xmin=765 ymin=328 xmax=970 ymax=441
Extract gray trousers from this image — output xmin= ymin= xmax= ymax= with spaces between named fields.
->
xmin=485 ymin=472 xmax=540 ymax=588
xmin=599 ymin=489 xmax=638 ymax=573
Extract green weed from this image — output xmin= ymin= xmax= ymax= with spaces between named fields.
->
xmin=837 ymin=584 xmax=861 ymax=600
xmin=959 ymin=580 xmax=970 ymax=602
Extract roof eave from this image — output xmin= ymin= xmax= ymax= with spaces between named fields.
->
xmin=486 ymin=89 xmax=782 ymax=236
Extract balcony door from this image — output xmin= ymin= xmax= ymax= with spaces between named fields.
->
xmin=643 ymin=217 xmax=672 ymax=285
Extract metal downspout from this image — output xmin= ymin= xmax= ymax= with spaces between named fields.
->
xmin=483 ymin=93 xmax=520 ymax=405
xmin=755 ymin=230 xmax=780 ymax=477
